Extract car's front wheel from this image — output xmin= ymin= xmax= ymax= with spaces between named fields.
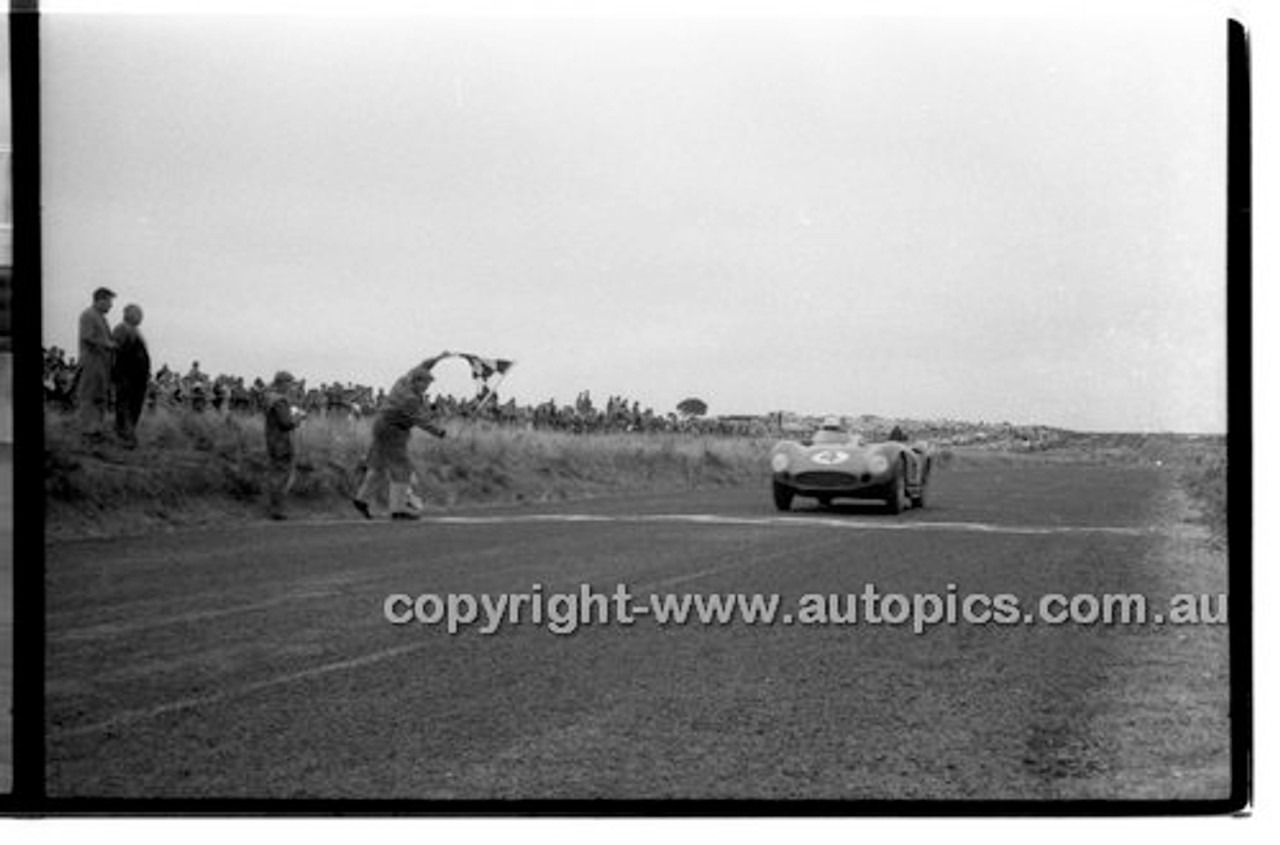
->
xmin=910 ymin=457 xmax=931 ymax=508
xmin=910 ymin=484 xmax=927 ymax=509
xmin=773 ymin=481 xmax=795 ymax=512
xmin=884 ymin=465 xmax=909 ymax=514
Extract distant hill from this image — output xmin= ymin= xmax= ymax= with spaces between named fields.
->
xmin=737 ymin=411 xmax=1222 ymax=455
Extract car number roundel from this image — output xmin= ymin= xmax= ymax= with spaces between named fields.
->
xmin=811 ymin=450 xmax=850 ymax=465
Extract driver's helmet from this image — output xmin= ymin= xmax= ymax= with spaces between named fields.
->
xmin=813 ymin=416 xmax=850 ymax=444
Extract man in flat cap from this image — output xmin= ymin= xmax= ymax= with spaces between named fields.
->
xmin=263 ymin=370 xmax=306 ymax=520
xmin=352 ymin=352 xmax=450 ymax=521
xmin=77 ymin=287 xmax=116 ymax=443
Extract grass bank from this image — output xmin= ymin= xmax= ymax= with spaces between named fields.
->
xmin=44 ymin=409 xmax=1228 ymax=543
xmin=1176 ymin=447 xmax=1227 ymax=546
xmin=44 ymin=409 xmax=773 ymax=539
xmin=942 ymin=436 xmax=1228 ymax=545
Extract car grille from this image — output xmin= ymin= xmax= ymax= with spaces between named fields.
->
xmin=793 ymin=471 xmax=871 ymax=488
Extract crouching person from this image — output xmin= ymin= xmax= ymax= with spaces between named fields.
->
xmin=353 ymin=353 xmax=449 ymax=521
xmin=264 ymin=370 xmax=305 ymax=520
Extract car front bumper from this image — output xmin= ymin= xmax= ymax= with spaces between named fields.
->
xmin=774 ymin=469 xmax=893 ymax=496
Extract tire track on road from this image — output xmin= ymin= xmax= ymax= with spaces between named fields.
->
xmin=47 ymin=530 xmax=847 ymax=742
xmin=50 ymin=512 xmax=1150 ymax=642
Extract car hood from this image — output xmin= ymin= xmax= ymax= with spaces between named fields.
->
xmin=773 ymin=439 xmax=900 ymax=472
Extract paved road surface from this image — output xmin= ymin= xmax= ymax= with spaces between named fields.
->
xmin=45 ymin=463 xmax=1231 ymax=799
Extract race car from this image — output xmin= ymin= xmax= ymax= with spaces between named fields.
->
xmin=770 ymin=417 xmax=932 ymax=513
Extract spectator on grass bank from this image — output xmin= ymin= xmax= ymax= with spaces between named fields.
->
xmin=111 ymin=303 xmax=151 ymax=448
xmin=263 ymin=370 xmax=306 ymax=520
xmin=77 ymin=287 xmax=116 ymax=443
xmin=351 ymin=352 xmax=449 ymax=521
xmin=185 ymin=360 xmax=210 ymax=412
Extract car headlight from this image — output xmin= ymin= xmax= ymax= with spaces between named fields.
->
xmin=867 ymin=454 xmax=890 ymax=474
xmin=771 ymin=453 xmax=790 ymax=473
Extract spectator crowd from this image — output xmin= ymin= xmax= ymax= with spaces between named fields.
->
xmin=46 ymin=339 xmax=749 ymax=436
xmin=45 ymin=348 xmax=755 ymax=439
xmin=45 ymin=344 xmax=383 ymax=421
xmin=46 ymin=287 xmax=776 ymax=457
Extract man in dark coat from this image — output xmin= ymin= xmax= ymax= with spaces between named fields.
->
xmin=77 ymin=287 xmax=116 ymax=442
xmin=263 ymin=370 xmax=305 ymax=520
xmin=110 ymin=303 xmax=151 ymax=448
xmin=352 ymin=352 xmax=449 ymax=521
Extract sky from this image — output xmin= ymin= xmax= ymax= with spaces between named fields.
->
xmin=1 ymin=18 xmax=9 ymax=248
xmin=39 ymin=5 xmax=1229 ymax=432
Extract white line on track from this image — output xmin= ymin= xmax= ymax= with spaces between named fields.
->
xmin=275 ymin=512 xmax=1153 ymax=537
xmin=49 ymin=512 xmax=1151 ymax=740
xmin=48 ymin=533 xmax=836 ymax=741
xmin=46 ymin=587 xmax=340 ymax=643
xmin=49 ymin=640 xmax=434 ymax=741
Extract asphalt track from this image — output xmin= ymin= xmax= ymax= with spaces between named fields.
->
xmin=45 ymin=463 xmax=1231 ymax=800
